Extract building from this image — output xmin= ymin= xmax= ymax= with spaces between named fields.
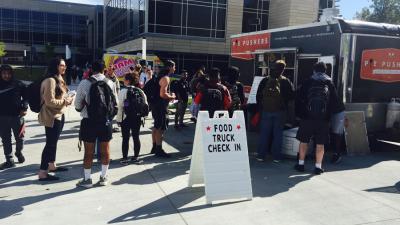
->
xmin=104 ymin=0 xmax=336 ymax=73
xmin=0 ymin=0 xmax=103 ymax=66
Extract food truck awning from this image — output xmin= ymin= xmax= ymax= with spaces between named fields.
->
xmin=254 ymin=47 xmax=298 ymax=54
xmin=338 ymin=19 xmax=400 ymax=36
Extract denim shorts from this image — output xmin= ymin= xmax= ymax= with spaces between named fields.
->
xmin=331 ymin=111 xmax=345 ymax=135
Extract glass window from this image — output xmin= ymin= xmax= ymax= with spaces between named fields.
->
xmin=187 ymin=5 xmax=211 ymax=29
xmin=2 ymin=8 xmax=15 ymax=18
xmin=16 ymin=10 xmax=29 ymax=21
xmin=242 ymin=0 xmax=269 ymax=32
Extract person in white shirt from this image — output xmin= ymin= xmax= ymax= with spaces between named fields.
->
xmin=116 ymin=71 xmax=148 ymax=165
xmin=74 ymin=60 xmax=118 ymax=188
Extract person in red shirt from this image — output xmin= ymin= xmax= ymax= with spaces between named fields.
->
xmin=194 ymin=68 xmax=231 ymax=117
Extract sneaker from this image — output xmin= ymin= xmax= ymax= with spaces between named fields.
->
xmin=174 ymin=125 xmax=180 ymax=130
xmin=155 ymin=149 xmax=171 ymax=158
xmin=273 ymin=159 xmax=281 ymax=163
xmin=314 ymin=167 xmax=325 ymax=175
xmin=294 ymin=164 xmax=305 ymax=172
xmin=130 ymin=156 xmax=140 ymax=163
xmin=120 ymin=158 xmax=129 ymax=166
xmin=330 ymin=153 xmax=342 ymax=164
xmin=76 ymin=178 xmax=93 ymax=188
xmin=150 ymin=146 xmax=156 ymax=154
xmin=0 ymin=159 xmax=16 ymax=170
xmin=98 ymin=176 xmax=108 ymax=186
xmin=15 ymin=153 xmax=25 ymax=164
xmin=255 ymin=157 xmax=265 ymax=162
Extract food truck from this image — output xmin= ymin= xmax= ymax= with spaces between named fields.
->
xmin=230 ymin=19 xmax=400 ymax=133
xmin=103 ymin=53 xmax=163 ymax=82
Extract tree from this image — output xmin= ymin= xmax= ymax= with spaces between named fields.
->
xmin=355 ymin=0 xmax=400 ymax=24
xmin=0 ymin=42 xmax=6 ymax=64
xmin=0 ymin=42 xmax=6 ymax=58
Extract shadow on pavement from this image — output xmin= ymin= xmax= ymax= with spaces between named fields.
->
xmin=0 ymin=187 xmax=84 ymax=219
xmin=364 ymin=181 xmax=400 ymax=194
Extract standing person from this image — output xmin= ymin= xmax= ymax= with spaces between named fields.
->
xmin=75 ymin=60 xmax=118 ymax=188
xmin=38 ymin=58 xmax=74 ymax=181
xmin=117 ymin=71 xmax=148 ymax=165
xmin=173 ymin=70 xmax=190 ymax=129
xmin=150 ymin=60 xmax=176 ymax=158
xmin=139 ymin=60 xmax=149 ymax=87
xmin=105 ymin=66 xmax=121 ymax=133
xmin=256 ymin=60 xmax=294 ymax=163
xmin=294 ymin=62 xmax=341 ymax=175
xmin=0 ymin=65 xmax=28 ymax=170
xmin=189 ymin=68 xmax=207 ymax=122
xmin=194 ymin=67 xmax=232 ymax=117
xmin=223 ymin=66 xmax=245 ymax=117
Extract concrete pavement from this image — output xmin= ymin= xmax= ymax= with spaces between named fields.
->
xmin=1 ymin=84 xmax=400 ymax=225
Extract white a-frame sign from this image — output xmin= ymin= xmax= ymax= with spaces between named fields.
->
xmin=188 ymin=111 xmax=253 ymax=204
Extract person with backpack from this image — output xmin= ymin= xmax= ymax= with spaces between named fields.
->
xmin=256 ymin=60 xmax=294 ymax=163
xmin=294 ymin=62 xmax=341 ymax=175
xmin=172 ymin=70 xmax=190 ymax=129
xmin=105 ymin=66 xmax=121 ymax=133
xmin=74 ymin=60 xmax=118 ymax=188
xmin=148 ymin=60 xmax=176 ymax=158
xmin=37 ymin=58 xmax=74 ymax=181
xmin=223 ymin=66 xmax=245 ymax=117
xmin=116 ymin=71 xmax=148 ymax=165
xmin=0 ymin=65 xmax=28 ymax=170
xmin=189 ymin=68 xmax=207 ymax=122
xmin=194 ymin=68 xmax=232 ymax=118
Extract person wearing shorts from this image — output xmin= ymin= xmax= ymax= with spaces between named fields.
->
xmin=330 ymin=109 xmax=345 ymax=163
xmin=74 ymin=60 xmax=117 ymax=188
xmin=294 ymin=62 xmax=342 ymax=175
xmin=150 ymin=60 xmax=176 ymax=158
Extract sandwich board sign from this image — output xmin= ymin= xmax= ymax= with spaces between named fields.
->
xmin=188 ymin=111 xmax=253 ymax=204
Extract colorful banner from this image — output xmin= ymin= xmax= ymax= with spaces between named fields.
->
xmin=231 ymin=33 xmax=271 ymax=60
xmin=103 ymin=53 xmax=163 ymax=78
xmin=360 ymin=48 xmax=400 ymax=83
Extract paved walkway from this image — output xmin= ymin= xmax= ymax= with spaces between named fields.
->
xmin=1 ymin=86 xmax=400 ymax=225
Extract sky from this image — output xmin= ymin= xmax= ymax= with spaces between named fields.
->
xmin=52 ymin=0 xmax=372 ymax=20
xmin=339 ymin=0 xmax=371 ymax=19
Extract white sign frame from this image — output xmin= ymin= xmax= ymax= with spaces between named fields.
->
xmin=246 ymin=76 xmax=265 ymax=104
xmin=188 ymin=111 xmax=253 ymax=204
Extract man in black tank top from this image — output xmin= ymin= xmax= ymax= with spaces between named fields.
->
xmin=151 ymin=60 xmax=176 ymax=158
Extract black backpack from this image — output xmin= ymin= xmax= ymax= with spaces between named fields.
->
xmin=87 ymin=77 xmax=118 ymax=123
xmin=201 ymin=84 xmax=224 ymax=117
xmin=27 ymin=77 xmax=55 ymax=113
xmin=307 ymin=80 xmax=330 ymax=120
xmin=143 ymin=77 xmax=159 ymax=106
xmin=227 ymin=82 xmax=241 ymax=111
xmin=124 ymin=87 xmax=149 ymax=118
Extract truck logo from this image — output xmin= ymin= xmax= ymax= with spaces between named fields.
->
xmin=361 ymin=48 xmax=400 ymax=83
xmin=231 ymin=33 xmax=271 ymax=60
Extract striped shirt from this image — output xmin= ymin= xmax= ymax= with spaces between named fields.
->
xmin=74 ymin=73 xmax=118 ymax=118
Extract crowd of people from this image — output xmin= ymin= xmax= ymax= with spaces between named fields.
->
xmin=0 ymin=57 xmax=345 ymax=186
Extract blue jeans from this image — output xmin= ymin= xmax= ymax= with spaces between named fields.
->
xmin=257 ymin=111 xmax=284 ymax=160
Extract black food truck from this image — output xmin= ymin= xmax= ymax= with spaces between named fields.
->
xmin=230 ymin=19 xmax=400 ymax=133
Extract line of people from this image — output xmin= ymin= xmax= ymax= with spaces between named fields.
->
xmin=0 ymin=58 xmax=344 ymax=185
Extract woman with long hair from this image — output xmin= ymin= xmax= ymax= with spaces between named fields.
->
xmin=38 ymin=57 xmax=74 ymax=181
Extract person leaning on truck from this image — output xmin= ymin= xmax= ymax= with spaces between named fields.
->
xmin=256 ymin=60 xmax=294 ymax=162
xmin=294 ymin=62 xmax=342 ymax=175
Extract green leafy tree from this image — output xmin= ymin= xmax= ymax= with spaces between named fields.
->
xmin=355 ymin=0 xmax=400 ymax=23
xmin=0 ymin=42 xmax=6 ymax=58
